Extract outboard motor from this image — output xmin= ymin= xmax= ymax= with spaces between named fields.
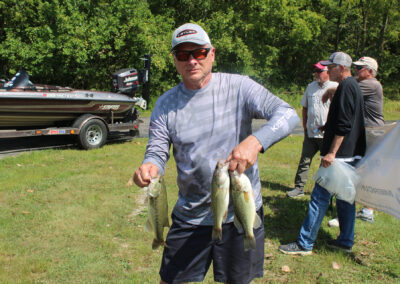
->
xmin=112 ymin=68 xmax=140 ymax=95
xmin=112 ymin=54 xmax=150 ymax=109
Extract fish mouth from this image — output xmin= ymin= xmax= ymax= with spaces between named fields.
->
xmin=229 ymin=170 xmax=241 ymax=181
xmin=216 ymin=159 xmax=229 ymax=170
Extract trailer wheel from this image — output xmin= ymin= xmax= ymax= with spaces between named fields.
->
xmin=78 ymin=119 xmax=108 ymax=150
xmin=129 ymin=129 xmax=139 ymax=137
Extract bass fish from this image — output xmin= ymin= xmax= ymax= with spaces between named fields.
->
xmin=211 ymin=160 xmax=230 ymax=240
xmin=145 ymin=175 xmax=169 ymax=250
xmin=229 ymin=170 xmax=262 ymax=251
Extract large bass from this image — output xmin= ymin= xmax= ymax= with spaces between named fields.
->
xmin=230 ymin=170 xmax=262 ymax=251
xmin=211 ymin=160 xmax=230 ymax=240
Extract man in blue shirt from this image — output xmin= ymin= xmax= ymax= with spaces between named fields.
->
xmin=133 ymin=23 xmax=300 ymax=283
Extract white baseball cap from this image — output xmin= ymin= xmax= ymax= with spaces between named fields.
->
xmin=353 ymin=56 xmax=378 ymax=72
xmin=171 ymin=23 xmax=211 ymax=50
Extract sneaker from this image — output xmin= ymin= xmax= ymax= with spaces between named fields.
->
xmin=326 ymin=240 xmax=352 ymax=253
xmin=279 ymin=242 xmax=312 ymax=255
xmin=356 ymin=210 xmax=374 ymax=223
xmin=328 ymin=217 xmax=339 ymax=227
xmin=287 ymin=188 xmax=304 ymax=198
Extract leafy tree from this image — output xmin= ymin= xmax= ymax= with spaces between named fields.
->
xmin=1 ymin=0 xmax=399 ymax=102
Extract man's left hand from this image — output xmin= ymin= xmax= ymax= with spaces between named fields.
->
xmin=227 ymin=135 xmax=263 ymax=174
xmin=322 ymin=153 xmax=335 ymax=168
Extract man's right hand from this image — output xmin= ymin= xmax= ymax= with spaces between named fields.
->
xmin=133 ymin=162 xmax=159 ymax=187
xmin=322 ymin=88 xmax=337 ymax=104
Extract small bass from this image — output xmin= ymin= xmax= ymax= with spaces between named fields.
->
xmin=145 ymin=175 xmax=169 ymax=249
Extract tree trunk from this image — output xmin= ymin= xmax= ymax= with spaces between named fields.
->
xmin=335 ymin=0 xmax=343 ymax=50
xmin=360 ymin=0 xmax=368 ymax=55
xmin=377 ymin=1 xmax=391 ymax=63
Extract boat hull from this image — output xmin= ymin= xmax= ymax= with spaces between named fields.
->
xmin=0 ymin=90 xmax=137 ymax=129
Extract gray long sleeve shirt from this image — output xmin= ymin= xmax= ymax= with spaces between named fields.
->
xmin=143 ymin=73 xmax=300 ymax=225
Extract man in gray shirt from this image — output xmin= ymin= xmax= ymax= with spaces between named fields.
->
xmin=354 ymin=57 xmax=384 ymax=127
xmin=353 ymin=56 xmax=384 ymax=223
xmin=133 ymin=23 xmax=299 ymax=283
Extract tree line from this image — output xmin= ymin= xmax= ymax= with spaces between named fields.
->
xmin=1 ymin=0 xmax=399 ymax=104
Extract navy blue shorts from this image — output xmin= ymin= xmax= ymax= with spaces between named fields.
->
xmin=159 ymin=208 xmax=265 ymax=284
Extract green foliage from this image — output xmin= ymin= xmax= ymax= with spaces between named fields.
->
xmin=0 ymin=0 xmax=176 ymax=98
xmin=0 ymin=0 xmax=400 ymax=102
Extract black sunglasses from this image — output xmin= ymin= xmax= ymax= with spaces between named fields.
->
xmin=313 ymin=69 xmax=325 ymax=73
xmin=172 ymin=48 xmax=211 ymax=62
xmin=355 ymin=65 xmax=366 ymax=71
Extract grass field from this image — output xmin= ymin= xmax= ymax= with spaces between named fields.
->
xmin=1 ymin=133 xmax=399 ymax=283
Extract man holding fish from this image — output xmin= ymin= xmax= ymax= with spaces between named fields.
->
xmin=133 ymin=23 xmax=299 ymax=284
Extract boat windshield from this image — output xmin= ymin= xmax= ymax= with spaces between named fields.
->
xmin=3 ymin=70 xmax=34 ymax=90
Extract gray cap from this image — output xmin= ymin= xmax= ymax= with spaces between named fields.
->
xmin=171 ymin=23 xmax=211 ymax=50
xmin=320 ymin=52 xmax=352 ymax=67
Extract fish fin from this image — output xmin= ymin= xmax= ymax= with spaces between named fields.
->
xmin=243 ymin=235 xmax=256 ymax=251
xmin=233 ymin=215 xmax=243 ymax=231
xmin=163 ymin=217 xmax=170 ymax=228
xmin=152 ymin=239 xmax=168 ymax=250
xmin=244 ymin=191 xmax=250 ymax=202
xmin=222 ymin=209 xmax=228 ymax=222
xmin=212 ymin=227 xmax=222 ymax=240
xmin=151 ymin=239 xmax=162 ymax=250
xmin=253 ymin=214 xmax=262 ymax=229
xmin=144 ymin=219 xmax=153 ymax=233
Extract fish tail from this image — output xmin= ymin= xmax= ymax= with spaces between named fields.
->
xmin=243 ymin=235 xmax=256 ymax=251
xmin=152 ymin=239 xmax=167 ymax=250
xmin=212 ymin=227 xmax=222 ymax=240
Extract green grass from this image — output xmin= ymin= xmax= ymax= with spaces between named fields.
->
xmin=383 ymin=97 xmax=400 ymax=121
xmin=1 ymin=136 xmax=399 ymax=283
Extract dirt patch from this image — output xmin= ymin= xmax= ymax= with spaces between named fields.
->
xmin=128 ymin=188 xmax=147 ymax=219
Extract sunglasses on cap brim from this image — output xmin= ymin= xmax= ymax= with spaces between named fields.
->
xmin=172 ymin=48 xmax=211 ymax=61
xmin=355 ymin=65 xmax=367 ymax=70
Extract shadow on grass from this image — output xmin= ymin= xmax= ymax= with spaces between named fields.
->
xmin=261 ymin=180 xmax=291 ymax=192
xmin=262 ymin=183 xmax=339 ymax=252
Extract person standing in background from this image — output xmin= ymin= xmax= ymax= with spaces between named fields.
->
xmin=287 ymin=61 xmax=338 ymax=198
xmin=328 ymin=56 xmax=384 ymax=227
xmin=353 ymin=56 xmax=384 ymax=223
xmin=279 ymin=52 xmax=366 ymax=255
xmin=354 ymin=56 xmax=384 ymax=128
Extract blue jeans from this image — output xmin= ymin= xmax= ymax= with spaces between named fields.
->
xmin=297 ymin=183 xmax=355 ymax=250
